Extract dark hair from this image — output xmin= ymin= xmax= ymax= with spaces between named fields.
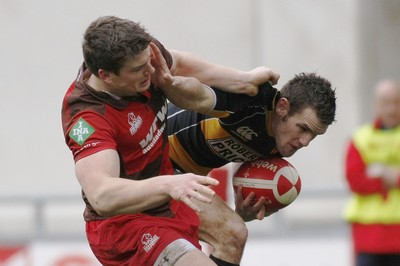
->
xmin=82 ymin=16 xmax=153 ymax=76
xmin=280 ymin=73 xmax=336 ymax=125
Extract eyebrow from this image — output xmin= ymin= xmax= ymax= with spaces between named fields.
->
xmin=130 ymin=48 xmax=151 ymax=70
xmin=301 ymin=121 xmax=327 ymax=135
xmin=131 ymin=57 xmax=150 ymax=71
xmin=308 ymin=124 xmax=327 ymax=135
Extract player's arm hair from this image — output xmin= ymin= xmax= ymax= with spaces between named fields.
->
xmin=163 ymin=76 xmax=216 ymax=114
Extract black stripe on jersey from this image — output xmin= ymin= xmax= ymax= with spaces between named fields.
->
xmin=168 ymin=105 xmax=229 ymax=168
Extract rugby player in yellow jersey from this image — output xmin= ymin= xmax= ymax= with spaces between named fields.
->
xmin=168 ymin=73 xmax=337 ymax=221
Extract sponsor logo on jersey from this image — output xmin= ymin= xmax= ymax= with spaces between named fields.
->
xmin=235 ymin=126 xmax=258 ymax=140
xmin=74 ymin=141 xmax=101 ymax=156
xmin=207 ymin=137 xmax=261 ymax=162
xmin=69 ymin=118 xmax=95 ymax=145
xmin=139 ymin=102 xmax=168 ymax=154
xmin=128 ymin=112 xmax=143 ymax=135
xmin=141 ymin=233 xmax=160 ymax=252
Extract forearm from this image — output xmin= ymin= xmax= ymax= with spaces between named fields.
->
xmin=89 ymin=176 xmax=173 ymax=217
xmin=86 ymin=173 xmax=218 ymax=216
xmin=162 ymin=76 xmax=215 ymax=114
xmin=173 ymin=51 xmax=248 ymax=87
xmin=76 ymin=149 xmax=219 ymax=216
xmin=76 ymin=150 xmax=172 ymax=216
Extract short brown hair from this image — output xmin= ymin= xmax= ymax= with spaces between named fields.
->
xmin=280 ymin=73 xmax=336 ymax=125
xmin=82 ymin=16 xmax=153 ymax=76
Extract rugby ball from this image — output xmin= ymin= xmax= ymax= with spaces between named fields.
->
xmin=233 ymin=157 xmax=301 ymax=210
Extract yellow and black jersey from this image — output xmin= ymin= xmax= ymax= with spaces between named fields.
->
xmin=167 ymin=83 xmax=281 ymax=175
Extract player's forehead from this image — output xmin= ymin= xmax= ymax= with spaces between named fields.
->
xmin=121 ymin=46 xmax=151 ymax=69
xmin=294 ymin=107 xmax=328 ymax=135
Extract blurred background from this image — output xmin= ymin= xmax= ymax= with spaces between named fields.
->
xmin=1 ymin=0 xmax=400 ymax=265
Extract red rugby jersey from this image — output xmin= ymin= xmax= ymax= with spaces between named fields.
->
xmin=62 ymin=60 xmax=173 ymax=220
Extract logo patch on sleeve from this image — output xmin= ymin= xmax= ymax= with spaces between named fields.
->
xmin=69 ymin=117 xmax=95 ymax=145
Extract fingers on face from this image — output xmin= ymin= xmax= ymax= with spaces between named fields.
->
xmin=149 ymin=42 xmax=166 ymax=69
xmin=149 ymin=42 xmax=160 ymax=57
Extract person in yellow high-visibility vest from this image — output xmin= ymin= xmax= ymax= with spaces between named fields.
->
xmin=344 ymin=79 xmax=400 ymax=266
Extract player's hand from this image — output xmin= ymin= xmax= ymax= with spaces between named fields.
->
xmin=243 ymin=67 xmax=280 ymax=96
xmin=234 ymin=185 xmax=278 ymax=222
xmin=149 ymin=42 xmax=174 ymax=88
xmin=168 ymin=173 xmax=219 ymax=212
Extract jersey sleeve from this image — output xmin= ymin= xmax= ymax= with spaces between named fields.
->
xmin=212 ymin=82 xmax=279 ymax=112
xmin=64 ymin=111 xmax=117 ymax=162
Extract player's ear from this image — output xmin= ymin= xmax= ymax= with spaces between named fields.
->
xmin=275 ymin=98 xmax=290 ymax=116
xmin=98 ymin=69 xmax=114 ymax=84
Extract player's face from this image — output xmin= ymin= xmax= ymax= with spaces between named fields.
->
xmin=106 ymin=46 xmax=155 ymax=96
xmin=272 ymin=107 xmax=328 ymax=157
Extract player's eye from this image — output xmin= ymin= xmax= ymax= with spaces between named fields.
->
xmin=131 ymin=66 xmax=144 ymax=73
xmin=299 ymin=125 xmax=308 ymax=132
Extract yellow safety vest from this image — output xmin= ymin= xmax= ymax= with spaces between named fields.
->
xmin=344 ymin=124 xmax=400 ymax=224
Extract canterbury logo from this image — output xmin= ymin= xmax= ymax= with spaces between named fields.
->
xmin=128 ymin=112 xmax=143 ymax=135
xmin=141 ymin=233 xmax=160 ymax=252
xmin=236 ymin=126 xmax=258 ymax=140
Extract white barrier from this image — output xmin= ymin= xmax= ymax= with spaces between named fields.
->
xmin=0 ymin=242 xmax=100 ymax=266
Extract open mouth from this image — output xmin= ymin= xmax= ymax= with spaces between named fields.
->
xmin=141 ymin=78 xmax=150 ymax=86
xmin=291 ymin=144 xmax=300 ymax=151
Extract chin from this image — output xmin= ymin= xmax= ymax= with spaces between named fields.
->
xmin=281 ymin=150 xmax=296 ymax=157
xmin=137 ymin=85 xmax=150 ymax=93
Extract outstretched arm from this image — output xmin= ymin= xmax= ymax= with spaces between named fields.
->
xmin=151 ymin=42 xmax=280 ymax=96
xmin=171 ymin=50 xmax=280 ymax=96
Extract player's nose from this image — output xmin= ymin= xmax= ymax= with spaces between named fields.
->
xmin=144 ymin=61 xmax=155 ymax=76
xmin=299 ymin=135 xmax=312 ymax=147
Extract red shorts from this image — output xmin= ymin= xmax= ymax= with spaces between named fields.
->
xmin=86 ymin=201 xmax=201 ymax=266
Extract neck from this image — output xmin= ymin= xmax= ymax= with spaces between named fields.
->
xmin=86 ymin=74 xmax=107 ymax=92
